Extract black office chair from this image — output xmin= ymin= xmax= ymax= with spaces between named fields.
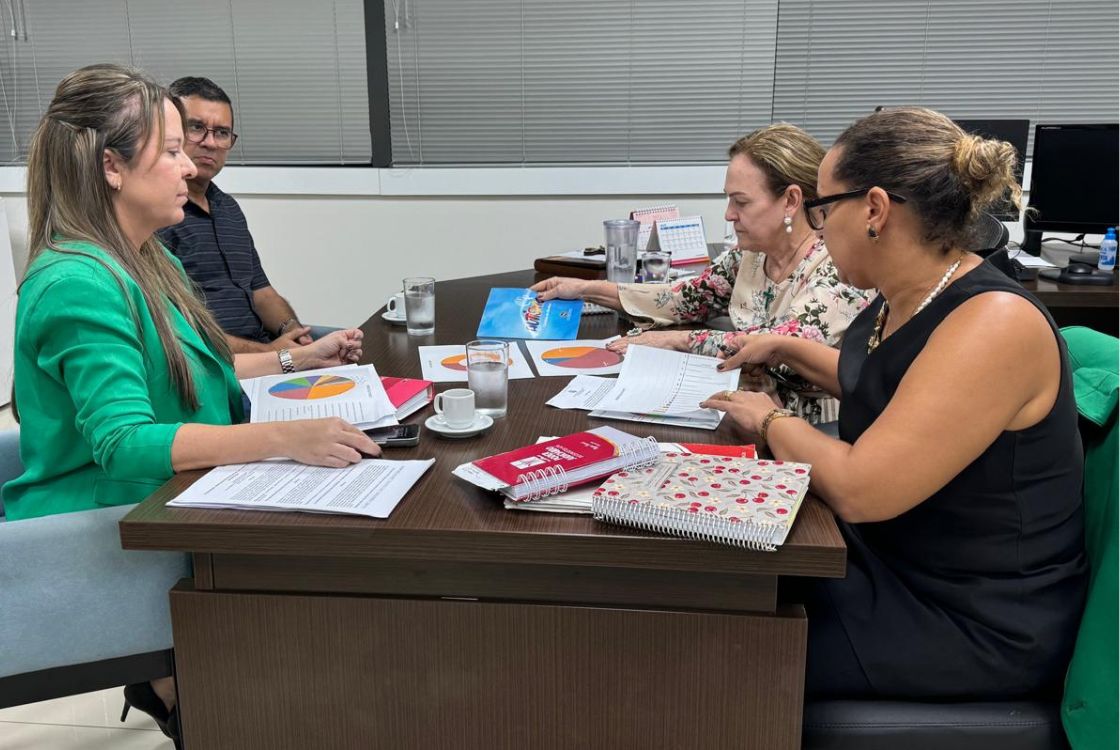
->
xmin=969 ymin=212 xmax=1022 ymax=281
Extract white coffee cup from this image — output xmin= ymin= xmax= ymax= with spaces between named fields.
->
xmin=385 ymin=292 xmax=405 ymax=317
xmin=433 ymin=388 xmax=476 ymax=428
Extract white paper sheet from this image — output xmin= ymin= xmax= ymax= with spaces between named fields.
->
xmin=593 ymin=345 xmax=739 ymax=415
xmin=167 ymin=458 xmax=435 ymax=518
xmin=589 ymin=408 xmax=723 ymax=431
xmin=417 ymin=344 xmax=535 ymax=383
xmin=244 ymin=364 xmax=397 ymax=428
xmin=525 ymin=337 xmax=624 ymax=377
xmin=546 ymin=375 xmax=616 ymax=410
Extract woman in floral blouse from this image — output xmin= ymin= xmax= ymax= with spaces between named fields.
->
xmin=533 ymin=123 xmax=871 ymax=422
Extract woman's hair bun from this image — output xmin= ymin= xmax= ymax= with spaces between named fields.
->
xmin=952 ymin=133 xmax=1020 ymax=212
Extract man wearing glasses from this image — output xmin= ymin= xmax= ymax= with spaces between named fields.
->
xmin=158 ymin=77 xmax=313 ymax=352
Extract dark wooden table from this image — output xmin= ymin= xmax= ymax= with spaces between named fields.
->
xmin=120 ymin=269 xmax=846 ymax=750
xmin=1020 ymin=274 xmax=1118 ymax=335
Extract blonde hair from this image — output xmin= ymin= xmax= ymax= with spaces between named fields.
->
xmin=23 ymin=63 xmax=232 ymax=410
xmin=728 ymin=123 xmax=826 ymax=208
xmin=833 ymin=107 xmax=1022 ymax=251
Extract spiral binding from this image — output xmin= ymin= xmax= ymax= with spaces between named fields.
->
xmin=617 ymin=435 xmax=661 ymax=471
xmin=514 ymin=464 xmax=570 ymax=502
xmin=591 ymin=496 xmax=780 ymax=551
xmin=510 ymin=435 xmax=661 ymax=502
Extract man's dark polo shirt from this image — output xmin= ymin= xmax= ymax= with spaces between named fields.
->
xmin=158 ymin=182 xmax=272 ymax=342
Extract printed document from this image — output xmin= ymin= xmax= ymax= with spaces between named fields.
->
xmin=168 ymin=458 xmax=435 ymax=518
xmin=593 ymin=345 xmax=739 ymax=415
xmin=242 ymin=364 xmax=397 ymax=428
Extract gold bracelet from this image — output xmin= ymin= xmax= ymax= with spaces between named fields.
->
xmin=759 ymin=408 xmax=795 ymax=443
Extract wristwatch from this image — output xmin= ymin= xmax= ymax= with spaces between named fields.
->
xmin=276 ymin=318 xmax=298 ymax=337
xmin=278 ymin=348 xmax=296 ymax=374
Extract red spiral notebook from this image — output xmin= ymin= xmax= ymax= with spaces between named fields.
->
xmin=453 ymin=426 xmax=659 ymax=502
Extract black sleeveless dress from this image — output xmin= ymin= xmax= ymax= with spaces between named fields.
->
xmin=807 ymin=261 xmax=1088 ymax=699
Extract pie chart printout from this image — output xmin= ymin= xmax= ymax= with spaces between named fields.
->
xmin=441 ymin=355 xmax=469 ymax=372
xmin=441 ymin=354 xmax=515 ymax=372
xmin=269 ymin=374 xmax=357 ymax=400
xmin=540 ymin=346 xmax=622 ymax=370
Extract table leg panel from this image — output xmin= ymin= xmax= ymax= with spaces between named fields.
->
xmin=170 ymin=584 xmax=806 ymax=750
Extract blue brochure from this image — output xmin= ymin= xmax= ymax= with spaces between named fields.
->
xmin=476 ymin=288 xmax=583 ymax=340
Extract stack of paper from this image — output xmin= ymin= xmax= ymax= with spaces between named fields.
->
xmin=240 ymin=364 xmax=398 ymax=429
xmin=167 ymin=459 xmax=435 ymax=518
xmin=546 ymin=346 xmax=740 ymax=430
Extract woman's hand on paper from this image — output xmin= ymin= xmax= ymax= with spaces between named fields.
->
xmin=281 ymin=418 xmax=381 ymax=466
xmin=530 ymin=276 xmax=589 ymax=301
xmin=294 ymin=328 xmax=363 ymax=370
xmin=606 ymin=330 xmax=691 ymax=355
xmin=716 ymin=333 xmax=783 ymax=377
xmin=698 ymin=389 xmax=779 ymax=434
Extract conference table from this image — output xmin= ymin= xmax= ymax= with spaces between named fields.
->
xmin=120 ymin=269 xmax=847 ymax=749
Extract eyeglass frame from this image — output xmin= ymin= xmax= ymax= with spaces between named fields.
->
xmin=184 ymin=120 xmax=239 ymax=149
xmin=804 ymin=188 xmax=908 ymax=231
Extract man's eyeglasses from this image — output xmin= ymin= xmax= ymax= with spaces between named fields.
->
xmin=185 ymin=121 xmax=238 ymax=149
xmin=805 ymin=188 xmax=907 ymax=231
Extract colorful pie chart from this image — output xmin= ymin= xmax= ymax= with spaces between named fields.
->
xmin=440 ymin=355 xmax=469 ymax=372
xmin=541 ymin=346 xmax=622 ymax=369
xmin=269 ymin=374 xmax=356 ymax=400
xmin=441 ymin=354 xmax=515 ymax=372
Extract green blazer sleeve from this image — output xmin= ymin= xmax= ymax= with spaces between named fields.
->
xmin=26 ymin=267 xmax=182 ymax=480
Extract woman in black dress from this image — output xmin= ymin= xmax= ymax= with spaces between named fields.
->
xmin=704 ymin=107 xmax=1086 ymax=698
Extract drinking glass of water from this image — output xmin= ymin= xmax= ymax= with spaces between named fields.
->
xmin=642 ymin=251 xmax=671 ymax=283
xmin=466 ymin=339 xmax=509 ymax=418
xmin=403 ymin=277 xmax=436 ymax=336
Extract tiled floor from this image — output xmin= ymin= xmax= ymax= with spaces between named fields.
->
xmin=0 ymin=688 xmax=173 ymax=748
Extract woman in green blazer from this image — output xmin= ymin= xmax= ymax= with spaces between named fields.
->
xmin=5 ymin=64 xmax=382 ymax=742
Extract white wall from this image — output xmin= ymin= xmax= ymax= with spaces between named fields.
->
xmin=1 ymin=166 xmax=730 ymax=328
xmin=1 ymin=162 xmax=1045 ymax=330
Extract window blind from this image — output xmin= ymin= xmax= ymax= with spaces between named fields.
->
xmin=772 ymin=0 xmax=1120 ymax=152
xmin=386 ymin=0 xmax=780 ymax=165
xmin=0 ymin=0 xmax=371 ymax=165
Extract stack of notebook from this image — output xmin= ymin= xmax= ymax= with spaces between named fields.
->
xmin=591 ymin=452 xmax=811 ymax=551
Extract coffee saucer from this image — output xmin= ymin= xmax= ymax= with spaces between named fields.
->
xmin=381 ymin=311 xmax=407 ymax=325
xmin=425 ymin=413 xmax=494 ymax=439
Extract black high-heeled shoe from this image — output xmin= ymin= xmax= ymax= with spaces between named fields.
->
xmin=121 ymin=682 xmax=181 ymax=747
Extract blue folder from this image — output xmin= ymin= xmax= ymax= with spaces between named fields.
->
xmin=476 ymin=288 xmax=583 ymax=340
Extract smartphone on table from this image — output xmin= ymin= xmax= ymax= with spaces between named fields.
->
xmin=363 ymin=423 xmax=421 ymax=447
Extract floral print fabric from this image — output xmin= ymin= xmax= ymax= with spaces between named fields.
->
xmin=617 ymin=240 xmax=871 ymax=422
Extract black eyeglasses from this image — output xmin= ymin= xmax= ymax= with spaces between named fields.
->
xmin=185 ymin=120 xmax=238 ymax=149
xmin=804 ymin=188 xmax=907 ymax=231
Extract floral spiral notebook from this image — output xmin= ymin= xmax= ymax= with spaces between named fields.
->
xmin=591 ymin=453 xmax=811 ymax=551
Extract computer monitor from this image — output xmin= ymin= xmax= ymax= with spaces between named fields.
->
xmin=953 ymin=119 xmax=1030 ymax=222
xmin=1021 ymin=123 xmax=1120 ymax=256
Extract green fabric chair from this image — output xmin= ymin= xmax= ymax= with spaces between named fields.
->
xmin=1061 ymin=326 xmax=1119 ymax=750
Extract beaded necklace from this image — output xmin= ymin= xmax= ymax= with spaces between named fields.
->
xmin=867 ymin=257 xmax=963 ymax=353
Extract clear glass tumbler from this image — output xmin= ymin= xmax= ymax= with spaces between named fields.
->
xmin=603 ymin=219 xmax=640 ymax=284
xmin=403 ymin=277 xmax=436 ymax=336
xmin=642 ymin=251 xmax=671 ymax=283
xmin=466 ymin=339 xmax=509 ymax=418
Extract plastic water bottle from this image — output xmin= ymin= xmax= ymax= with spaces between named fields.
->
xmin=1098 ymin=228 xmax=1117 ymax=272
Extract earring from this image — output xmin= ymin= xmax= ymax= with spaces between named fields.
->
xmin=867 ymin=225 xmax=879 ymax=241
xmin=783 ymin=215 xmax=793 ymax=234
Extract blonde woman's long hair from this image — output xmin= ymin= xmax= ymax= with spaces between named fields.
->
xmin=23 ymin=63 xmax=232 ymax=410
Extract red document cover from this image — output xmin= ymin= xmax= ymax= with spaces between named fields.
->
xmin=680 ymin=443 xmax=756 ymax=459
xmin=380 ymin=377 xmax=434 ymax=419
xmin=473 ymin=431 xmax=626 ymax=487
